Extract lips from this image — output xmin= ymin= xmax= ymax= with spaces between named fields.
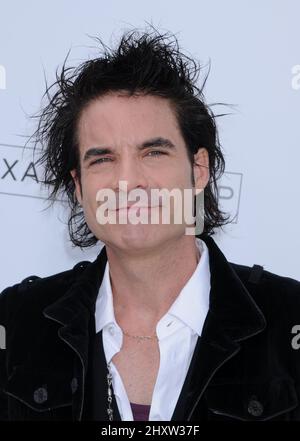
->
xmin=115 ymin=205 xmax=159 ymax=211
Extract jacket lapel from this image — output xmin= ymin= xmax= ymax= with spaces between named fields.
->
xmin=43 ymin=244 xmax=109 ymax=420
xmin=85 ymin=329 xmax=122 ymax=421
xmin=171 ymin=234 xmax=266 ymax=420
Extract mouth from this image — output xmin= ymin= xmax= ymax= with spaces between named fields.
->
xmin=115 ymin=205 xmax=161 ymax=211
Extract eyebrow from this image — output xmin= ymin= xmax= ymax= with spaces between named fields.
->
xmin=82 ymin=137 xmax=176 ymax=162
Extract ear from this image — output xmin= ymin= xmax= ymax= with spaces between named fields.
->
xmin=193 ymin=147 xmax=209 ymax=193
xmin=70 ymin=169 xmax=83 ymax=205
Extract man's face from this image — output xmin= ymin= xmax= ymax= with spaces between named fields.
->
xmin=71 ymin=92 xmax=209 ymax=253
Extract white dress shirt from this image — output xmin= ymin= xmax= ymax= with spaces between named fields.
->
xmin=95 ymin=237 xmax=211 ymax=421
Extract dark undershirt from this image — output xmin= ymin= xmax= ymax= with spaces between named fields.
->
xmin=130 ymin=402 xmax=151 ymax=421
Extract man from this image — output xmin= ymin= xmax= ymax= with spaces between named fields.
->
xmin=0 ymin=29 xmax=300 ymax=422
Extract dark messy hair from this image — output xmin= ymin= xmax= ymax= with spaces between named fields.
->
xmin=30 ymin=28 xmax=231 ymax=248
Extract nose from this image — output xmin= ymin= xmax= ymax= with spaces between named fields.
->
xmin=112 ymin=155 xmax=149 ymax=195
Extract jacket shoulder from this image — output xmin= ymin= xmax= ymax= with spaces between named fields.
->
xmin=0 ymin=260 xmax=92 ymax=322
xmin=231 ymin=261 xmax=300 ymax=313
xmin=231 ymin=261 xmax=300 ymax=290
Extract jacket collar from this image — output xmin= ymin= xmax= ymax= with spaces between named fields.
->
xmin=44 ymin=244 xmax=107 ymax=326
xmin=202 ymin=234 xmax=266 ymax=342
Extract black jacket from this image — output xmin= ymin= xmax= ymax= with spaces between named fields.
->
xmin=0 ymin=234 xmax=300 ymax=421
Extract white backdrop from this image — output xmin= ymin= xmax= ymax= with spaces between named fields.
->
xmin=0 ymin=0 xmax=299 ymax=291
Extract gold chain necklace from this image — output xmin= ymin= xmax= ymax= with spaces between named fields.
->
xmin=106 ymin=327 xmax=158 ymax=420
xmin=122 ymin=329 xmax=158 ymax=341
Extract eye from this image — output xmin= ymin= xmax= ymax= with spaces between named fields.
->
xmin=146 ymin=150 xmax=167 ymax=157
xmin=89 ymin=157 xmax=113 ymax=166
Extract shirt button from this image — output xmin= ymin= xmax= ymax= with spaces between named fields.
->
xmin=33 ymin=386 xmax=48 ymax=404
xmin=109 ymin=325 xmax=115 ymax=335
xmin=247 ymin=397 xmax=264 ymax=417
xmin=71 ymin=377 xmax=78 ymax=394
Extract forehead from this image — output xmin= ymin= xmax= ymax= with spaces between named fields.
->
xmin=77 ymin=93 xmax=182 ymax=149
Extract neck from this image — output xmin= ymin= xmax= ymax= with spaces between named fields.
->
xmin=105 ymin=235 xmax=200 ymax=331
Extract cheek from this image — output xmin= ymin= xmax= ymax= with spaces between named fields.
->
xmin=167 ymin=167 xmax=193 ymax=190
xmin=80 ymin=177 xmax=101 ymax=209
